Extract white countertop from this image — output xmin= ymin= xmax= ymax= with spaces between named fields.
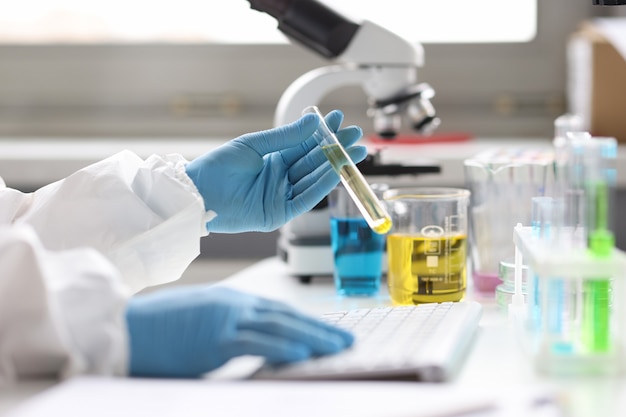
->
xmin=3 ymin=257 xmax=626 ymax=417
xmin=190 ymin=257 xmax=626 ymax=417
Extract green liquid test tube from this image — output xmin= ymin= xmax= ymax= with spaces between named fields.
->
xmin=580 ymin=136 xmax=617 ymax=353
xmin=582 ymin=180 xmax=613 ymax=352
xmin=303 ymin=105 xmax=392 ymax=235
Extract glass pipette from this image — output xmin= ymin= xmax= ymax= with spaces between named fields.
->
xmin=303 ymin=105 xmax=392 ymax=234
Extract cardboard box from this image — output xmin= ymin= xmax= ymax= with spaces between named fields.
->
xmin=568 ymin=20 xmax=626 ymax=143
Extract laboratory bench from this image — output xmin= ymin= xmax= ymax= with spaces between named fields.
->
xmin=2 ymin=256 xmax=626 ymax=417
xmin=2 ymin=136 xmax=626 ymax=191
xmin=2 ymin=136 xmax=626 ymax=257
xmin=2 ymin=136 xmax=626 ymax=416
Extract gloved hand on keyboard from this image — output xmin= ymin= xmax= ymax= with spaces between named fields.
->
xmin=125 ymin=286 xmax=355 ymax=378
xmin=185 ymin=110 xmax=366 ymax=233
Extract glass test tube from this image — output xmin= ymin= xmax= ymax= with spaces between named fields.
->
xmin=303 ymin=105 xmax=392 ymax=234
xmin=581 ymin=137 xmax=616 ymax=353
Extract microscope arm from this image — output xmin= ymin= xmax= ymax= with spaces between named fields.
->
xmin=274 ymin=64 xmax=418 ymax=126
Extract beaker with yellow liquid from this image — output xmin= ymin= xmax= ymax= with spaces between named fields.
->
xmin=383 ymin=187 xmax=470 ymax=305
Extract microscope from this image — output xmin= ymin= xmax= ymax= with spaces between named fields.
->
xmin=247 ymin=0 xmax=440 ymax=137
xmin=247 ymin=0 xmax=441 ymax=280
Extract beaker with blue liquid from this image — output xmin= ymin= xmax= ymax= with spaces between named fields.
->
xmin=329 ymin=183 xmax=388 ymax=296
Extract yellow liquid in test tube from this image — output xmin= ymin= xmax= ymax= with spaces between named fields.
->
xmin=304 ymin=105 xmax=392 ymax=235
xmin=387 ymin=234 xmax=467 ymax=304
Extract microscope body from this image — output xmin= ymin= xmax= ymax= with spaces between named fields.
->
xmin=275 ymin=20 xmax=423 ymax=126
xmin=274 ymin=19 xmax=438 ymax=138
xmin=247 ymin=0 xmax=440 ymax=279
xmin=248 ymin=0 xmax=438 ymax=137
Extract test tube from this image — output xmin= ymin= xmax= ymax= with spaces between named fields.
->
xmin=303 ymin=105 xmax=392 ymax=234
xmin=581 ymin=137 xmax=616 ymax=353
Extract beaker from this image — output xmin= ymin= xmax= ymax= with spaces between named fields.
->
xmin=329 ymin=183 xmax=388 ymax=297
xmin=464 ymin=148 xmax=553 ymax=294
xmin=383 ymin=187 xmax=470 ymax=305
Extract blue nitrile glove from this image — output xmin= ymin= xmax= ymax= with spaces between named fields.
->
xmin=125 ymin=286 xmax=355 ymax=378
xmin=185 ymin=110 xmax=366 ymax=233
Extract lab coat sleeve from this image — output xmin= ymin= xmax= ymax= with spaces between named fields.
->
xmin=1 ymin=150 xmax=212 ymax=293
xmin=0 ymin=224 xmax=129 ymax=384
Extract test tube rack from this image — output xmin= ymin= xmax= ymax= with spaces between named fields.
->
xmin=512 ymin=224 xmax=626 ymax=376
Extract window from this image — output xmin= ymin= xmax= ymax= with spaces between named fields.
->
xmin=0 ymin=1 xmax=595 ymax=138
xmin=0 ymin=1 xmax=536 ymax=44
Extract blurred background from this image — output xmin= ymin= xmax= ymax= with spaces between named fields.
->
xmin=0 ymin=0 xmax=624 ymax=260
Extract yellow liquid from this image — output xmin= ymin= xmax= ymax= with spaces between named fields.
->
xmin=322 ymin=144 xmax=392 ymax=235
xmin=387 ymin=234 xmax=467 ymax=304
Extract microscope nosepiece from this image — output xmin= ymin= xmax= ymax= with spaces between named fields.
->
xmin=408 ymin=97 xmax=440 ymax=135
xmin=369 ymin=83 xmax=439 ymax=138
xmin=413 ymin=115 xmax=441 ymax=135
xmin=372 ymin=109 xmax=402 ymax=139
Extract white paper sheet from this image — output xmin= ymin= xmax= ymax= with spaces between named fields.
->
xmin=4 ymin=376 xmax=560 ymax=417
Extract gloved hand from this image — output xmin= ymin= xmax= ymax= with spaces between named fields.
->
xmin=125 ymin=286 xmax=354 ymax=378
xmin=185 ymin=110 xmax=366 ymax=233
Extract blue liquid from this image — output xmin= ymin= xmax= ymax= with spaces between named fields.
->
xmin=330 ymin=217 xmax=385 ymax=296
xmin=547 ymin=278 xmax=574 ymax=354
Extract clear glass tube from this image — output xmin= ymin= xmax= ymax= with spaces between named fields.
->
xmin=303 ymin=105 xmax=392 ymax=234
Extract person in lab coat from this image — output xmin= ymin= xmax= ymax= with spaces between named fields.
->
xmin=0 ymin=110 xmax=365 ymax=383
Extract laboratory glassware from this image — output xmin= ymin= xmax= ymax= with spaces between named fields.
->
xmin=464 ymin=148 xmax=553 ymax=293
xmin=328 ymin=183 xmax=387 ymax=297
xmin=510 ymin=134 xmax=626 ymax=377
xmin=303 ymin=105 xmax=392 ymax=234
xmin=383 ymin=187 xmax=470 ymax=305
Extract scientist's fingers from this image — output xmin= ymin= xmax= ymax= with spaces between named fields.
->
xmin=286 ymin=125 xmax=363 ymax=184
xmin=224 ymin=331 xmax=312 ymax=364
xmin=279 ymin=110 xmax=346 ymax=167
xmin=251 ymin=298 xmax=356 ymax=347
xmin=237 ymin=113 xmax=320 ymax=156
xmin=335 ymin=125 xmax=364 ymax=149
xmin=237 ymin=315 xmax=353 ymax=357
xmin=290 ymin=145 xmax=368 ymax=214
xmin=323 ymin=109 xmax=344 ymax=133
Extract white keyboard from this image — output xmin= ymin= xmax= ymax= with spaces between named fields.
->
xmin=252 ymin=301 xmax=482 ymax=382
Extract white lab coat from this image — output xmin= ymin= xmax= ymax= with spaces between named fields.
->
xmin=0 ymin=150 xmax=212 ymax=385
